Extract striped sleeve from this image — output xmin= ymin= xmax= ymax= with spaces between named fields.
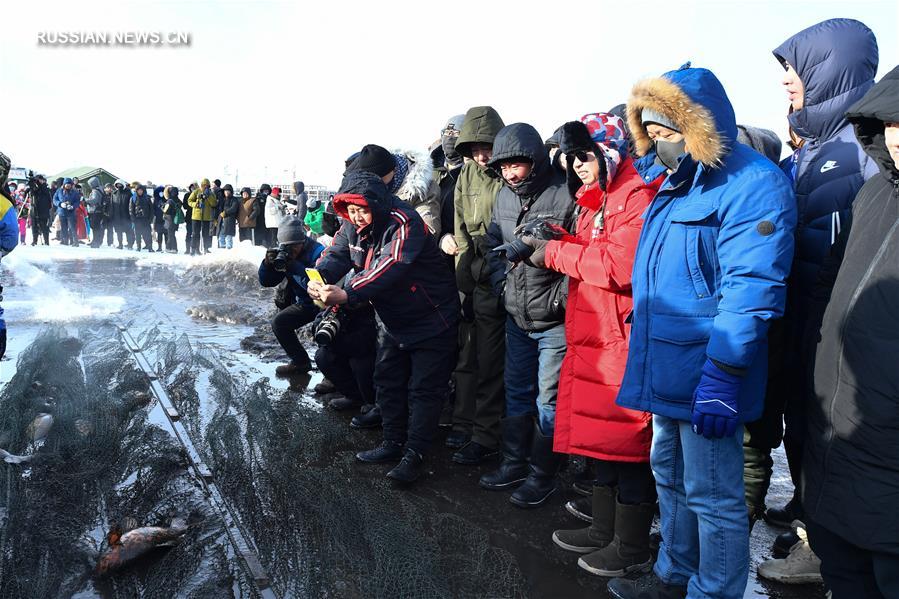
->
xmin=345 ymin=209 xmax=424 ymax=303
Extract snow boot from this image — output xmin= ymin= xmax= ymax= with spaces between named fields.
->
xmin=444 ymin=430 xmax=470 ymax=449
xmin=327 ymin=395 xmax=362 ymax=412
xmin=578 ymin=498 xmax=654 ymax=577
xmin=386 ymin=448 xmax=424 ymax=484
xmin=607 ymin=573 xmax=687 ymax=599
xmin=479 ymin=414 xmax=533 ymax=491
xmin=773 ymin=529 xmax=802 ymax=559
xmin=552 ymin=485 xmax=615 ymax=553
xmin=275 ymin=355 xmax=311 ymax=378
xmin=572 ymin=459 xmax=596 ymax=496
xmin=757 ymin=520 xmax=823 ymax=584
xmin=509 ymin=422 xmax=562 ymax=508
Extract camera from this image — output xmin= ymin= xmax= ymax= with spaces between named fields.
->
xmin=493 ymin=219 xmax=566 ymax=266
xmin=271 ymin=244 xmax=291 ymax=272
xmin=314 ymin=306 xmax=345 ymax=346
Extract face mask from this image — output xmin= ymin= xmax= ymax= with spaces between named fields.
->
xmin=442 ymin=135 xmax=462 ymax=167
xmin=655 ymin=138 xmax=687 ymax=171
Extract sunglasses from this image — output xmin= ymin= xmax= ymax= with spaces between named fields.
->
xmin=571 ymin=151 xmax=595 ymax=163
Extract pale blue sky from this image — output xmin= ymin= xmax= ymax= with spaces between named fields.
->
xmin=3 ymin=0 xmax=896 ymax=188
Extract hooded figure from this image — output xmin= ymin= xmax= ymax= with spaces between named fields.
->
xmin=252 ymin=184 xmax=271 ymax=246
xmin=86 ymin=175 xmax=111 ymax=247
xmin=316 ymin=170 xmax=459 ymax=483
xmin=479 ymin=122 xmax=576 ymax=508
xmin=110 ymin=178 xmax=134 ymax=249
xmin=292 ymin=181 xmax=308 ymax=221
xmin=161 ymin=185 xmax=182 ymax=252
xmin=796 ymin=66 xmax=899 ymax=596
xmin=129 ymin=184 xmax=154 ymax=251
xmin=609 ymin=65 xmax=796 ymax=599
xmin=152 ymin=185 xmax=166 ymax=250
xmin=237 ymin=186 xmax=255 ymax=241
xmin=768 ymin=17 xmax=880 ymax=529
xmin=219 ymin=183 xmax=240 ymax=246
xmin=187 ymin=178 xmax=218 ymax=254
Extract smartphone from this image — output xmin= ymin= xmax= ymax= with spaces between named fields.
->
xmin=305 ymin=268 xmax=325 ymax=284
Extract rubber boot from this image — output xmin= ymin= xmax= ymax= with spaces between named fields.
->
xmin=578 ymin=499 xmax=654 ymax=577
xmin=509 ymin=422 xmax=561 ymax=508
xmin=479 ymin=414 xmax=533 ymax=491
xmin=552 ymin=485 xmax=616 ymax=553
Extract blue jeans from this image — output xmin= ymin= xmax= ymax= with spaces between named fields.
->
xmin=224 ymin=235 xmax=234 ymax=249
xmin=652 ymin=415 xmax=748 ymax=599
xmin=504 ymin=318 xmax=566 ymax=435
xmin=59 ymin=212 xmax=75 ymax=245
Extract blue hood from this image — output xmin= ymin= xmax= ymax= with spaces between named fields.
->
xmin=774 ymin=18 xmax=878 ymax=141
xmin=664 ymin=66 xmax=738 ymax=149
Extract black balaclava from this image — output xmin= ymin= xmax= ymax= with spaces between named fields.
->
xmin=442 ymin=114 xmax=466 ymax=169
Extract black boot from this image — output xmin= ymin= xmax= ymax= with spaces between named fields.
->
xmin=578 ymin=498 xmax=655 ymax=577
xmin=565 ymin=495 xmax=593 ymax=523
xmin=607 ymin=573 xmax=687 ymax=599
xmin=509 ymin=422 xmax=562 ymax=508
xmin=355 ymin=440 xmax=404 ymax=463
xmin=386 ymin=448 xmax=424 ymax=484
xmin=773 ymin=529 xmax=802 ymax=558
xmin=479 ymin=414 xmax=533 ymax=491
xmin=552 ymin=485 xmax=615 ymax=553
xmin=351 ymin=405 xmax=382 ymax=429
xmin=444 ymin=430 xmax=470 ymax=449
xmin=327 ymin=395 xmax=363 ymax=411
xmin=764 ymin=496 xmax=803 ymax=529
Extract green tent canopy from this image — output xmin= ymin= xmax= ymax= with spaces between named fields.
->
xmin=50 ymin=166 xmax=121 ymax=190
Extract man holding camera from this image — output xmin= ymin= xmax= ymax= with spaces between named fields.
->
xmin=481 ymin=122 xmax=576 ymax=508
xmin=258 ymin=217 xmax=325 ymax=376
xmin=53 ymin=177 xmax=81 ymax=246
xmin=309 ymin=170 xmax=459 ymax=484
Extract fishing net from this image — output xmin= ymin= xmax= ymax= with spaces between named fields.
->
xmin=140 ymin=326 xmax=529 ymax=599
xmin=0 ymin=322 xmax=527 ymax=599
xmin=0 ymin=324 xmax=256 ymax=599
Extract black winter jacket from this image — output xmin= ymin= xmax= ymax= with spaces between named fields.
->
xmin=485 ymin=123 xmax=576 ymax=332
xmin=221 ymin=194 xmax=240 ymax=237
xmin=130 ymin=188 xmax=153 ymax=222
xmin=316 ymin=171 xmax=459 ymax=347
xmin=110 ymin=187 xmax=132 ymax=223
xmin=29 ymin=184 xmax=53 ymax=219
xmin=802 ymin=65 xmax=899 ymax=555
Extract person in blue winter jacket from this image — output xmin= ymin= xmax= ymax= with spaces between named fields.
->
xmin=0 ymin=152 xmax=20 ymax=359
xmin=258 ymin=217 xmax=324 ymax=377
xmin=607 ymin=65 xmax=797 ymax=599
xmin=53 ymin=177 xmax=81 ymax=246
xmin=764 ymin=17 xmax=880 ymax=531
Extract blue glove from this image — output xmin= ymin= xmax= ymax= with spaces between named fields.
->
xmin=691 ymin=358 xmax=742 ymax=438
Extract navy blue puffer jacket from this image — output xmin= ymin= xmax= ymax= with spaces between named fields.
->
xmin=773 ymin=18 xmax=879 ymax=308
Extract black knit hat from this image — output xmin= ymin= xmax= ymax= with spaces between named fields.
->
xmin=349 ymin=144 xmax=396 ymax=177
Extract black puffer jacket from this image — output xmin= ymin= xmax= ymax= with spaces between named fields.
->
xmin=485 ymin=123 xmax=576 ymax=332
xmin=316 ymin=171 xmax=460 ymax=347
xmin=110 ymin=183 xmax=132 ymax=223
xmin=802 ymin=65 xmax=899 ymax=555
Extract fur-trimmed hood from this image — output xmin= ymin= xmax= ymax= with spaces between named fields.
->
xmin=391 ymin=147 xmax=434 ymax=202
xmin=626 ymin=65 xmax=738 ymax=167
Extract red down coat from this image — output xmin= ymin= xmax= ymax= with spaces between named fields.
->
xmin=544 ymin=158 xmax=657 ymax=462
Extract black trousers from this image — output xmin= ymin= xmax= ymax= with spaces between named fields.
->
xmin=254 ymin=227 xmax=269 ymax=247
xmin=114 ymin=219 xmax=134 ymax=248
xmin=184 ymin=214 xmax=194 ymax=248
xmin=89 ymin=214 xmax=112 ymax=247
xmin=807 ymin=519 xmax=899 ymax=599
xmin=374 ymin=325 xmax=458 ymax=455
xmin=239 ymin=228 xmax=253 ymax=243
xmin=314 ymin=315 xmax=377 ymax=405
xmin=134 ymin=219 xmax=153 ymax=250
xmin=594 ymin=459 xmax=657 ymax=505
xmin=190 ymin=220 xmax=210 ymax=253
xmin=165 ymin=220 xmax=178 ymax=251
xmin=31 ymin=216 xmax=49 ymax=245
xmin=271 ymin=303 xmax=318 ymax=366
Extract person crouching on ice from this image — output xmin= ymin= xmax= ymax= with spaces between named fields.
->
xmin=258 ymin=217 xmax=325 ymax=377
xmin=308 ymin=170 xmax=459 ymax=485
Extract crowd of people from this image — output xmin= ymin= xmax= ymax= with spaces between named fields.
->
xmin=1 ymin=16 xmax=896 ymax=599
xmin=6 ymin=173 xmax=321 ymax=255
